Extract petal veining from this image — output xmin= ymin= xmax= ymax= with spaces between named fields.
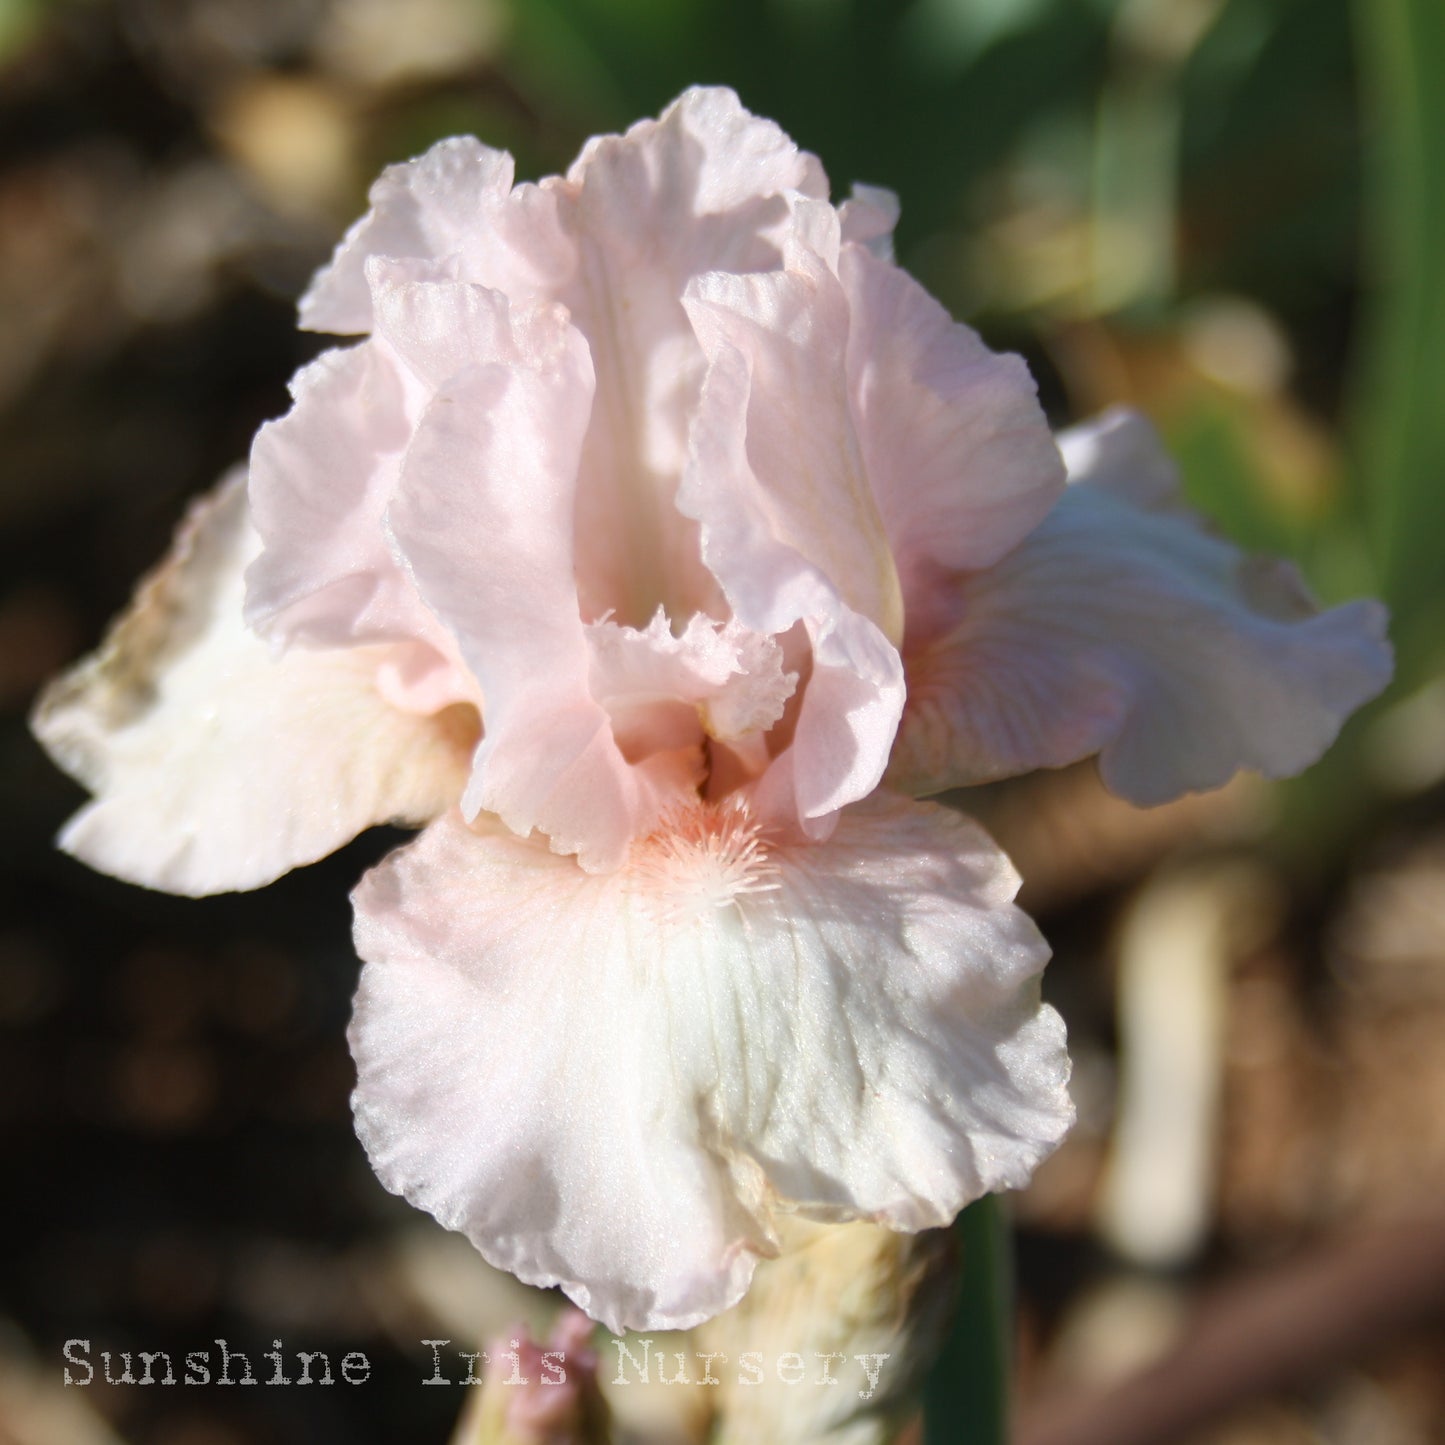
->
xmin=349 ymin=794 xmax=1072 ymax=1333
xmin=890 ymin=408 xmax=1394 ymax=802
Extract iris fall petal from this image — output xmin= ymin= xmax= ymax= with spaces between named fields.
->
xmin=890 ymin=408 xmax=1393 ymax=801
xmin=349 ymin=794 xmax=1071 ymax=1333
xmin=33 ymin=472 xmax=472 ymax=896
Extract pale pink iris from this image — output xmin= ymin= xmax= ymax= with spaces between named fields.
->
xmin=33 ymin=89 xmax=1391 ymax=1332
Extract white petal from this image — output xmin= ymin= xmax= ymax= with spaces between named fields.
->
xmin=1056 ymin=402 xmax=1181 ymax=507
xmin=890 ymin=408 xmax=1394 ymax=802
xmin=349 ymin=794 xmax=1072 ymax=1333
xmin=837 ymin=183 xmax=900 ymax=260
xmin=32 ymin=472 xmax=472 ymax=896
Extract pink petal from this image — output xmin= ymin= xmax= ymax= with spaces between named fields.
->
xmin=286 ymin=90 xmax=836 ymax=640
xmin=33 ymin=472 xmax=472 ymax=896
xmin=680 ymin=283 xmax=905 ymax=831
xmin=684 ymin=243 xmax=905 ymax=644
xmin=245 ymin=339 xmax=436 ymax=652
xmin=586 ymin=611 xmax=796 ymax=766
xmin=349 ymin=794 xmax=1071 ymax=1333
xmin=890 ymin=408 xmax=1394 ymax=802
xmin=557 ymin=87 xmax=828 ymax=626
xmin=298 ymin=138 xmax=571 ymax=335
xmin=840 ymin=243 xmax=1065 ymax=647
xmin=249 ymin=262 xmax=592 ymax=693
xmin=383 ymin=291 xmax=652 ymax=870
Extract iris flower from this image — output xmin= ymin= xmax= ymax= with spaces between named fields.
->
xmin=34 ymin=89 xmax=1391 ymax=1332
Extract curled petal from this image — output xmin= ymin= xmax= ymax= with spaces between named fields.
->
xmin=33 ymin=472 xmax=472 ymax=896
xmin=568 ymin=86 xmax=827 ymax=232
xmin=249 ymin=265 xmax=590 ymax=693
xmin=558 ymin=86 xmax=828 ymax=625
xmin=384 ymin=292 xmax=652 ymax=870
xmin=245 ymin=340 xmax=435 ymax=652
xmin=680 ymin=329 xmax=905 ymax=831
xmin=370 ymin=260 xmax=551 ymax=391
xmin=349 ymin=794 xmax=1072 ymax=1333
xmin=586 ymin=611 xmax=796 ymax=761
xmin=298 ymin=139 xmax=571 ymax=335
xmin=890 ymin=408 xmax=1394 ymax=802
xmin=767 ymin=609 xmax=906 ymax=837
xmin=684 ymin=244 xmax=905 ymax=644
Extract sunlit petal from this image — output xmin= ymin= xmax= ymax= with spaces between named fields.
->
xmin=34 ymin=473 xmax=472 ymax=896
xmin=350 ymin=794 xmax=1071 ymax=1332
xmin=891 ymin=409 xmax=1393 ymax=801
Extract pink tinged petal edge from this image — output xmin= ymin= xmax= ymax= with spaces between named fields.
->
xmin=841 ymin=243 xmax=1065 ymax=646
xmin=31 ymin=471 xmax=472 ymax=897
xmin=383 ymin=289 xmax=649 ymax=871
xmin=348 ymin=794 xmax=1072 ymax=1334
xmin=679 ymin=310 xmax=904 ymax=833
xmin=889 ymin=407 xmax=1394 ymax=803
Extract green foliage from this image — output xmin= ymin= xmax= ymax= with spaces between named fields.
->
xmin=1353 ymin=0 xmax=1445 ymax=689
xmin=0 ymin=0 xmax=43 ymax=62
xmin=924 ymin=1195 xmax=1012 ymax=1445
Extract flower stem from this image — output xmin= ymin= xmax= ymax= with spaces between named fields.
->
xmin=923 ymin=1194 xmax=1012 ymax=1445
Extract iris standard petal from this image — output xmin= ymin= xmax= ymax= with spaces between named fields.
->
xmin=558 ymin=86 xmax=828 ymax=626
xmin=841 ymin=243 xmax=1065 ymax=647
xmin=680 ymin=333 xmax=905 ymax=834
xmin=245 ymin=339 xmax=431 ymax=651
xmin=383 ymin=290 xmax=656 ymax=870
xmin=298 ymin=137 xmax=566 ymax=335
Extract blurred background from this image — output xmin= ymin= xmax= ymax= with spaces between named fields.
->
xmin=2 ymin=0 xmax=1444 ymax=1442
